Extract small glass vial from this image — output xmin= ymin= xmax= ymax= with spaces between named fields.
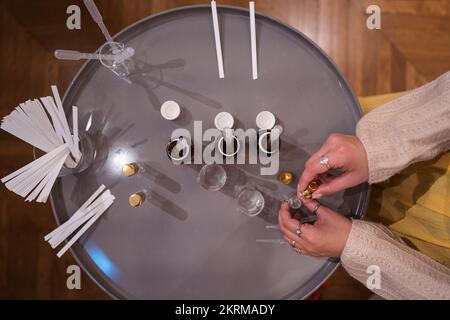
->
xmin=217 ymin=128 xmax=240 ymax=159
xmin=301 ymin=179 xmax=321 ymax=199
xmin=99 ymin=42 xmax=135 ymax=78
xmin=128 ymin=190 xmax=147 ymax=207
xmin=166 ymin=137 xmax=193 ymax=164
xmin=122 ymin=163 xmax=145 ymax=177
xmin=258 ymin=125 xmax=283 ymax=156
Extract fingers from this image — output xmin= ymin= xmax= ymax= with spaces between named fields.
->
xmin=298 ymin=144 xmax=331 ymax=192
xmin=302 ymin=198 xmax=328 ymax=222
xmin=298 ymin=159 xmax=328 ymax=195
xmin=313 ymin=172 xmax=355 ymax=197
xmin=278 ymin=202 xmax=313 ymax=255
xmin=299 ymin=149 xmax=348 ymax=197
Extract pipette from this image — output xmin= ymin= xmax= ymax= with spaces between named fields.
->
xmin=54 ymin=48 xmax=134 ymax=62
xmin=83 ymin=0 xmax=114 ymax=44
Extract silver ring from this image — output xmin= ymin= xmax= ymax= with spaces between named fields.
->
xmin=312 ymin=202 xmax=321 ymax=214
xmin=295 ymin=222 xmax=302 ymax=236
xmin=320 ymin=155 xmax=331 ymax=170
xmin=290 ymin=240 xmax=296 ymax=248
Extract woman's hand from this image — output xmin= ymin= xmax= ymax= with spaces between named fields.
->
xmin=298 ymin=134 xmax=369 ymax=198
xmin=278 ymin=200 xmax=352 ymax=257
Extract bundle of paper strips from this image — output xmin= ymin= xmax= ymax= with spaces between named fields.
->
xmin=0 ymin=85 xmax=81 ymax=203
xmin=44 ymin=185 xmax=115 ymax=257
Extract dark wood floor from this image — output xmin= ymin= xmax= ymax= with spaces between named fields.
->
xmin=1 ymin=0 xmax=449 ymax=299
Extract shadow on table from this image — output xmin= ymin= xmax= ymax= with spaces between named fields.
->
xmin=127 ymin=58 xmax=223 ymax=127
xmin=138 ymin=161 xmax=181 ymax=194
xmin=146 ymin=189 xmax=188 ymax=221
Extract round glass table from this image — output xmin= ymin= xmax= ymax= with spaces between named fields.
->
xmin=51 ymin=5 xmax=369 ymax=299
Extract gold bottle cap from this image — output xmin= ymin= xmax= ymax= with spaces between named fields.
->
xmin=122 ymin=163 xmax=138 ymax=177
xmin=129 ymin=193 xmax=145 ymax=207
xmin=279 ymin=171 xmax=294 ymax=185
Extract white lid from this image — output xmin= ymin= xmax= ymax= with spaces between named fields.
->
xmin=214 ymin=112 xmax=234 ymax=130
xmin=161 ymin=101 xmax=181 ymax=120
xmin=256 ymin=111 xmax=276 ymax=130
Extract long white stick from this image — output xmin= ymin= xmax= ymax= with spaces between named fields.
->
xmin=72 ymin=106 xmax=81 ymax=160
xmin=1 ymin=143 xmax=68 ymax=183
xmin=44 ymin=185 xmax=106 ymax=241
xmin=36 ymin=152 xmax=68 ymax=203
xmin=56 ymin=198 xmax=114 ymax=258
xmin=211 ymin=1 xmax=225 ymax=79
xmin=249 ymin=1 xmax=258 ymax=80
xmin=48 ymin=191 xmax=112 ymax=246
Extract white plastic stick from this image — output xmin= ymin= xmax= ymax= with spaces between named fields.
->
xmin=36 ymin=152 xmax=68 ymax=203
xmin=56 ymin=197 xmax=114 ymax=258
xmin=1 ymin=144 xmax=68 ymax=183
xmin=44 ymin=185 xmax=106 ymax=241
xmin=46 ymin=190 xmax=111 ymax=244
xmin=48 ymin=191 xmax=113 ymax=246
xmin=72 ymin=106 xmax=80 ymax=160
xmin=13 ymin=151 xmax=65 ymax=197
xmin=249 ymin=1 xmax=258 ymax=80
xmin=211 ymin=1 xmax=225 ymax=79
xmin=50 ymin=86 xmax=75 ymax=148
xmin=255 ymin=239 xmax=287 ymax=245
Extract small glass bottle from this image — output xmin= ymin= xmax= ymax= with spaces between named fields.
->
xmin=258 ymin=125 xmax=283 ymax=157
xmin=301 ymin=179 xmax=321 ymax=199
xmin=166 ymin=137 xmax=193 ymax=165
xmin=217 ymin=128 xmax=240 ymax=159
xmin=122 ymin=162 xmax=144 ymax=177
xmin=128 ymin=190 xmax=147 ymax=207
xmin=285 ymin=195 xmax=302 ymax=215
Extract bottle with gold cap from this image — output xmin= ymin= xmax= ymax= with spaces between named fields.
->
xmin=122 ymin=163 xmax=144 ymax=177
xmin=301 ymin=179 xmax=321 ymax=199
xmin=129 ymin=190 xmax=147 ymax=207
xmin=278 ymin=171 xmax=294 ymax=185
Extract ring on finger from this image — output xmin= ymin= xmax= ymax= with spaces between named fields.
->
xmin=312 ymin=202 xmax=321 ymax=214
xmin=319 ymin=155 xmax=331 ymax=170
xmin=295 ymin=222 xmax=302 ymax=236
xmin=296 ymin=248 xmax=303 ymax=255
xmin=290 ymin=240 xmax=296 ymax=248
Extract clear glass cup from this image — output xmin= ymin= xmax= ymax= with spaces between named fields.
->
xmin=99 ymin=42 xmax=134 ymax=77
xmin=59 ymin=132 xmax=97 ymax=177
xmin=236 ymin=188 xmax=265 ymax=217
xmin=197 ymin=164 xmax=227 ymax=191
xmin=32 ymin=132 xmax=97 ymax=177
xmin=286 ymin=195 xmax=302 ymax=210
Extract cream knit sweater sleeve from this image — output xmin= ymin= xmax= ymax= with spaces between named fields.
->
xmin=340 ymin=71 xmax=450 ymax=300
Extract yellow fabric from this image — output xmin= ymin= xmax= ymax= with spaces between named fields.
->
xmin=358 ymin=94 xmax=450 ymax=267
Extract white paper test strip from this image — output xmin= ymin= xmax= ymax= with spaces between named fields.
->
xmin=57 ymin=198 xmax=114 ymax=258
xmin=1 ymin=85 xmax=82 ymax=202
xmin=249 ymin=1 xmax=258 ymax=80
xmin=44 ymin=185 xmax=106 ymax=241
xmin=1 ymin=144 xmax=70 ymax=202
xmin=43 ymin=185 xmax=115 ymax=258
xmin=211 ymin=1 xmax=225 ymax=79
xmin=48 ymin=191 xmax=113 ymax=247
